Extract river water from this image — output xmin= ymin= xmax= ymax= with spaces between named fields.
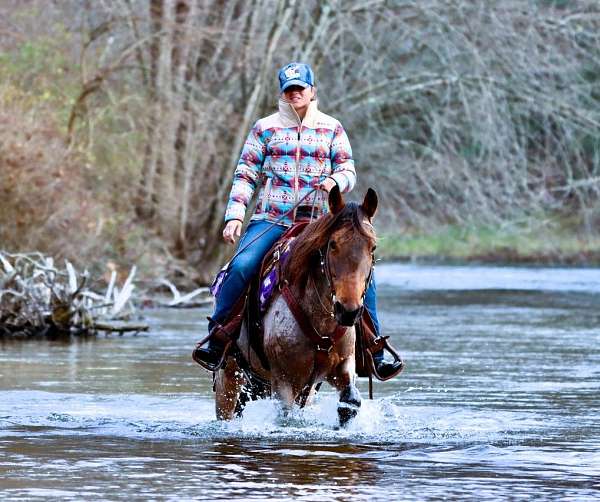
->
xmin=1 ymin=264 xmax=599 ymax=500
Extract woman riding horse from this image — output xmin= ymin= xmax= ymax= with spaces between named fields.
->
xmin=194 ymin=62 xmax=401 ymax=379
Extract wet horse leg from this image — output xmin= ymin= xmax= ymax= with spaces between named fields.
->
xmin=214 ymin=358 xmax=245 ymax=420
xmin=270 ymin=371 xmax=296 ymax=416
xmin=328 ymin=358 xmax=362 ymax=427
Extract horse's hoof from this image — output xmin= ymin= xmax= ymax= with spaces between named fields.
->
xmin=337 ymin=403 xmax=359 ymax=427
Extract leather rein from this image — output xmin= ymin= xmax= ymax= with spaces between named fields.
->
xmin=280 ymin=229 xmax=375 ymax=356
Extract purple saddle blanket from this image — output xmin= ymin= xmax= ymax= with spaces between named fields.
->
xmin=209 ymin=222 xmax=308 ymax=314
xmin=208 ymin=242 xmax=294 ymax=313
xmin=209 ymin=262 xmax=229 ymax=297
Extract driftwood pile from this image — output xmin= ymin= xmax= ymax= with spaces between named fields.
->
xmin=0 ymin=251 xmax=147 ymax=337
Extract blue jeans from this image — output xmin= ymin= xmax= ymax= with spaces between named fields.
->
xmin=209 ymin=220 xmax=380 ymax=339
xmin=210 ymin=221 xmax=287 ymax=331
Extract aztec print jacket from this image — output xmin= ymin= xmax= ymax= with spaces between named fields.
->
xmin=224 ymin=99 xmax=356 ymax=227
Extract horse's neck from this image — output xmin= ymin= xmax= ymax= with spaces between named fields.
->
xmin=292 ymin=270 xmax=338 ymax=335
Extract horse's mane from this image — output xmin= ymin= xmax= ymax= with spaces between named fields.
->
xmin=283 ymin=202 xmax=376 ymax=290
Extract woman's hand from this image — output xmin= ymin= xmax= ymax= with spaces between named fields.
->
xmin=317 ymin=178 xmax=337 ymax=193
xmin=223 ymin=220 xmax=242 ymax=245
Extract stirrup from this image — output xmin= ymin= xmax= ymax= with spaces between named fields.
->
xmin=192 ymin=344 xmax=222 ymax=371
xmin=374 ymin=358 xmax=403 ymax=379
xmin=193 ymin=339 xmax=233 ymax=372
xmin=369 ymin=336 xmax=404 ymax=381
xmin=192 ymin=318 xmax=235 ymax=372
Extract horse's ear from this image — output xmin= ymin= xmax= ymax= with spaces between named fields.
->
xmin=361 ymin=188 xmax=378 ymax=219
xmin=328 ymin=184 xmax=345 ymax=215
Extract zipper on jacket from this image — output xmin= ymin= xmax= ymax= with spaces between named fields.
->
xmin=293 ymin=126 xmax=301 ymax=221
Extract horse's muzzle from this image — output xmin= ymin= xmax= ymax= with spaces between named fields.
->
xmin=334 ymin=301 xmax=363 ymax=327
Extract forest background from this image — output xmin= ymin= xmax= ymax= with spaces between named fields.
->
xmin=1 ymin=0 xmax=599 ymax=286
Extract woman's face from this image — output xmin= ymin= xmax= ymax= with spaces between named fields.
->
xmin=282 ymin=85 xmax=314 ymax=112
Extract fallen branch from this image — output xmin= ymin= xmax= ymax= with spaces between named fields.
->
xmin=153 ymin=278 xmax=212 ymax=308
xmin=87 ymin=322 xmax=149 ymax=333
xmin=0 ymin=251 xmax=148 ymax=337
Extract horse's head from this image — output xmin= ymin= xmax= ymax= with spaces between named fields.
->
xmin=284 ymin=186 xmax=378 ymax=327
xmin=324 ymin=186 xmax=378 ymax=326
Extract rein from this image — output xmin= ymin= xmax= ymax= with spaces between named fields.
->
xmin=227 ymin=188 xmax=321 ymax=266
xmin=280 ymin=283 xmax=347 ymax=353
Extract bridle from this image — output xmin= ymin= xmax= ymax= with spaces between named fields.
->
xmin=312 ymin=229 xmax=375 ymax=323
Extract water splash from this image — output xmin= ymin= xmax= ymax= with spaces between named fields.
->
xmin=0 ymin=389 xmax=555 ymax=447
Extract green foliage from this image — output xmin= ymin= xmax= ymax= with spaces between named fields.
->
xmin=377 ymin=221 xmax=600 ymax=264
xmin=0 ymin=31 xmax=79 ymax=123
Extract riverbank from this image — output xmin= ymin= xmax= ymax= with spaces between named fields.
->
xmin=377 ymin=224 xmax=600 ymax=266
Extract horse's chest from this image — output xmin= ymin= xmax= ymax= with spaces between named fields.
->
xmin=263 ymin=296 xmax=354 ymax=364
xmin=263 ymin=298 xmax=310 ymax=351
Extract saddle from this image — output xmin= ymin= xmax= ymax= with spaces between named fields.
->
xmin=192 ymin=222 xmax=403 ymax=383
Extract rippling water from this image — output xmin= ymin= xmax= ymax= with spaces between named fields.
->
xmin=1 ymin=264 xmax=599 ymax=500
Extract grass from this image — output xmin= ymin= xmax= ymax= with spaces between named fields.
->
xmin=376 ymin=222 xmax=600 ymax=265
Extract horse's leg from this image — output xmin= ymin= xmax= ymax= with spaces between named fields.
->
xmin=214 ymin=357 xmax=245 ymax=420
xmin=270 ymin=371 xmax=295 ymax=416
xmin=328 ymin=358 xmax=362 ymax=427
xmin=297 ymin=383 xmax=319 ymax=408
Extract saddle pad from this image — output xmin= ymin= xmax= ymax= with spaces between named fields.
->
xmin=210 ymin=261 xmax=229 ymax=298
xmin=210 ymin=222 xmax=308 ymax=305
xmin=258 ymin=221 xmax=308 ymax=313
xmin=258 ymin=244 xmax=290 ymax=313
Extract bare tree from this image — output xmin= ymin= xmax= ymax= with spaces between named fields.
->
xmin=7 ymin=0 xmax=599 ymax=278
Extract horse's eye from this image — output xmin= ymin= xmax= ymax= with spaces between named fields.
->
xmin=372 ymin=245 xmax=377 ymax=252
xmin=330 ymin=240 xmax=337 ymax=251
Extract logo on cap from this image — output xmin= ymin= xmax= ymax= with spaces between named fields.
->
xmin=284 ymin=67 xmax=301 ymax=79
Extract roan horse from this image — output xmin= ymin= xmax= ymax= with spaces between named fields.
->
xmin=214 ymin=186 xmax=378 ymax=426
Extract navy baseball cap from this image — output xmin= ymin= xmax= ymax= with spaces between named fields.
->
xmin=278 ymin=62 xmax=315 ymax=92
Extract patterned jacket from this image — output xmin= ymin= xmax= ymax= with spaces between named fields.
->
xmin=224 ymin=99 xmax=356 ymax=227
